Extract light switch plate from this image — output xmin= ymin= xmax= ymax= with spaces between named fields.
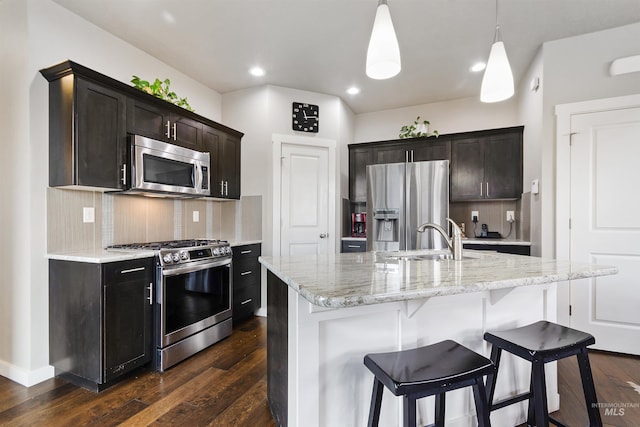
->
xmin=83 ymin=207 xmax=95 ymax=223
xmin=192 ymin=210 xmax=200 ymax=222
xmin=531 ymin=179 xmax=540 ymax=195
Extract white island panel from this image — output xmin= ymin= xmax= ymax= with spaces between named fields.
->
xmin=287 ymin=282 xmax=558 ymax=427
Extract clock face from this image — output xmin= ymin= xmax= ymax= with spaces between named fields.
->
xmin=292 ymin=102 xmax=319 ymax=133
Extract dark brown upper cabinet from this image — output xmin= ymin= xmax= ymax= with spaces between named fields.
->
xmin=348 ymin=135 xmax=451 ymax=203
xmin=450 ymin=127 xmax=523 ymax=201
xmin=348 ymin=127 xmax=522 ymax=203
xmin=41 ymin=60 xmax=244 ymax=198
xmin=203 ymin=125 xmax=241 ymax=200
xmin=43 ymin=72 xmax=127 ymax=190
xmin=127 ymin=98 xmax=202 ymax=150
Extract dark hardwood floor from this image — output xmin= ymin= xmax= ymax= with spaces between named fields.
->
xmin=0 ymin=316 xmax=638 ymax=426
xmin=0 ymin=317 xmax=275 ymax=427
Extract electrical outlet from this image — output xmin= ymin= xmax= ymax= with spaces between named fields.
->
xmin=192 ymin=210 xmax=200 ymax=222
xmin=471 ymin=211 xmax=479 ymax=222
xmin=83 ymin=207 xmax=95 ymax=223
xmin=506 ymin=211 xmax=515 ymax=223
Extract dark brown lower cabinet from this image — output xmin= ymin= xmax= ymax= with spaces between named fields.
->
xmin=232 ymin=243 xmax=262 ymax=323
xmin=49 ymin=257 xmax=154 ymax=391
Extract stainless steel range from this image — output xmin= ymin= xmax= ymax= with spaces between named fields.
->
xmin=108 ymin=239 xmax=232 ymax=371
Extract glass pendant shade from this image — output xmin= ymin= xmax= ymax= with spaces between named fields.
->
xmin=480 ymin=27 xmax=514 ymax=103
xmin=366 ymin=0 xmax=401 ymax=80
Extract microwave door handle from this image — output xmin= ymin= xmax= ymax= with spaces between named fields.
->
xmin=194 ymin=163 xmax=202 ymax=191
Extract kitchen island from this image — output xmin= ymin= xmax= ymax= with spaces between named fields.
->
xmin=259 ymin=250 xmax=616 ymax=427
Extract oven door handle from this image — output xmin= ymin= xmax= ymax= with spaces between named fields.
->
xmin=161 ymin=258 xmax=231 ymax=277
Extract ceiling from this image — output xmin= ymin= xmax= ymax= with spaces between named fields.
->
xmin=52 ymin=0 xmax=640 ymax=114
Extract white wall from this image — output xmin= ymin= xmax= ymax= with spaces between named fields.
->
xmin=517 ymin=49 xmax=544 ymax=256
xmin=538 ymin=22 xmax=640 ymax=258
xmin=0 ymin=0 xmax=224 ymax=386
xmin=222 ymin=85 xmax=355 ymax=313
xmin=354 ymin=96 xmax=519 ymax=143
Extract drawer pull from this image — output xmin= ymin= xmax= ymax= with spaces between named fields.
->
xmin=241 ymin=299 xmax=252 ymax=305
xmin=240 ymin=250 xmax=252 ymax=254
xmin=347 ymin=245 xmax=361 ymax=248
xmin=240 ymin=271 xmax=252 ymax=276
xmin=120 ymin=267 xmax=145 ymax=274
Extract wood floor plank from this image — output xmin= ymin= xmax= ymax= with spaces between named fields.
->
xmin=0 ymin=317 xmax=637 ymax=427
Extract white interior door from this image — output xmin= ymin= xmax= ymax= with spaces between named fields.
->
xmin=570 ymin=107 xmax=640 ymax=354
xmin=280 ymin=143 xmax=331 ymax=256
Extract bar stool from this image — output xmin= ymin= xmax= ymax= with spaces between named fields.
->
xmin=364 ymin=340 xmax=496 ymax=427
xmin=484 ymin=321 xmax=601 ymax=427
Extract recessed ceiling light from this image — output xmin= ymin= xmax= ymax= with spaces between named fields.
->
xmin=346 ymin=87 xmax=360 ymax=95
xmin=161 ymin=10 xmax=175 ymax=24
xmin=249 ymin=67 xmax=265 ymax=77
xmin=470 ymin=62 xmax=486 ymax=72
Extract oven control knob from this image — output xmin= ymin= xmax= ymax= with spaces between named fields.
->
xmin=213 ymin=248 xmax=220 ymax=256
xmin=225 ymin=247 xmax=232 ymax=254
xmin=172 ymin=253 xmax=180 ymax=263
xmin=180 ymin=250 xmax=189 ymax=260
xmin=163 ymin=254 xmax=173 ymax=264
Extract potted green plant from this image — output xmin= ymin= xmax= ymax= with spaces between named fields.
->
xmin=131 ymin=75 xmax=194 ymax=112
xmin=399 ymin=116 xmax=439 ymax=139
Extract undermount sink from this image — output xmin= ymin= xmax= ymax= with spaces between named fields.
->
xmin=384 ymin=253 xmax=472 ymax=262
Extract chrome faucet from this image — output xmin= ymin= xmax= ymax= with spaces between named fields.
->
xmin=417 ymin=218 xmax=463 ymax=261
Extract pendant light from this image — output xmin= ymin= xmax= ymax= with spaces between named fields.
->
xmin=480 ymin=0 xmax=514 ymax=103
xmin=366 ymin=0 xmax=401 ymax=80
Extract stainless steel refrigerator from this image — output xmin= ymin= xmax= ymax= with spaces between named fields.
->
xmin=366 ymin=160 xmax=449 ymax=252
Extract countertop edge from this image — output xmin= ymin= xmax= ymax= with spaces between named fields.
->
xmin=47 ymin=250 xmax=156 ymax=263
xmin=258 ymin=254 xmax=617 ymax=309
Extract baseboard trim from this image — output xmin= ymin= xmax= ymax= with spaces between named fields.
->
xmin=0 ymin=360 xmax=54 ymax=387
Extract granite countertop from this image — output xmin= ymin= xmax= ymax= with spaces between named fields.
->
xmin=48 ymin=239 xmax=262 ymax=263
xmin=462 ymin=238 xmax=531 ymax=246
xmin=47 ymin=249 xmax=156 ymax=263
xmin=259 ymin=250 xmax=617 ymax=309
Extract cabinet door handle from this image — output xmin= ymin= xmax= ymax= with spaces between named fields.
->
xmin=240 ymin=250 xmax=252 ymax=254
xmin=172 ymin=122 xmax=177 ymax=141
xmin=220 ymin=180 xmax=225 ymax=195
xmin=480 ymin=182 xmax=483 ymax=197
xmin=224 ymin=181 xmax=229 ymax=196
xmin=241 ymin=298 xmax=252 ymax=305
xmin=241 ymin=271 xmax=252 ymax=276
xmin=147 ymin=282 xmax=153 ymax=305
xmin=121 ymin=164 xmax=127 ymax=186
xmin=165 ymin=120 xmax=171 ymax=139
xmin=486 ymin=182 xmax=490 ymax=198
xmin=120 ymin=267 xmax=145 ymax=274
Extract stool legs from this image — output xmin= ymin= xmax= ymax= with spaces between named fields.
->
xmin=576 ymin=348 xmax=602 ymax=426
xmin=368 ymin=378 xmax=384 ymax=427
xmin=403 ymin=395 xmax=417 ymax=427
xmin=472 ymin=380 xmax=491 ymax=427
xmin=434 ymin=393 xmax=445 ymax=427
xmin=485 ymin=345 xmax=502 ymax=410
xmin=531 ymin=360 xmax=549 ymax=426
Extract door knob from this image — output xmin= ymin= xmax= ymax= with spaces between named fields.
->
xmin=319 ymin=233 xmax=328 ymax=239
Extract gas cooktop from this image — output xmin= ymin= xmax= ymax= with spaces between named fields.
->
xmin=108 ymin=239 xmax=228 ymax=251
xmin=108 ymin=239 xmax=232 ymax=266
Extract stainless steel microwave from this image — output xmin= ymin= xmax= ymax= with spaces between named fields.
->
xmin=130 ymin=135 xmax=210 ymax=196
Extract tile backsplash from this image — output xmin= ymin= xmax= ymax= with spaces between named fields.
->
xmin=449 ymin=200 xmax=523 ymax=240
xmin=47 ymin=188 xmax=262 ymax=253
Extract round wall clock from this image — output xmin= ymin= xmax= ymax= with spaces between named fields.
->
xmin=292 ymin=102 xmax=319 ymax=133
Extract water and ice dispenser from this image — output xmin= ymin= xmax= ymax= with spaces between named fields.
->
xmin=371 ymin=208 xmax=400 ymax=251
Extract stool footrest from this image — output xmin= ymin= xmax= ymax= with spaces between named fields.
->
xmin=548 ymin=415 xmax=568 ymax=427
xmin=491 ymin=391 xmax=531 ymax=411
